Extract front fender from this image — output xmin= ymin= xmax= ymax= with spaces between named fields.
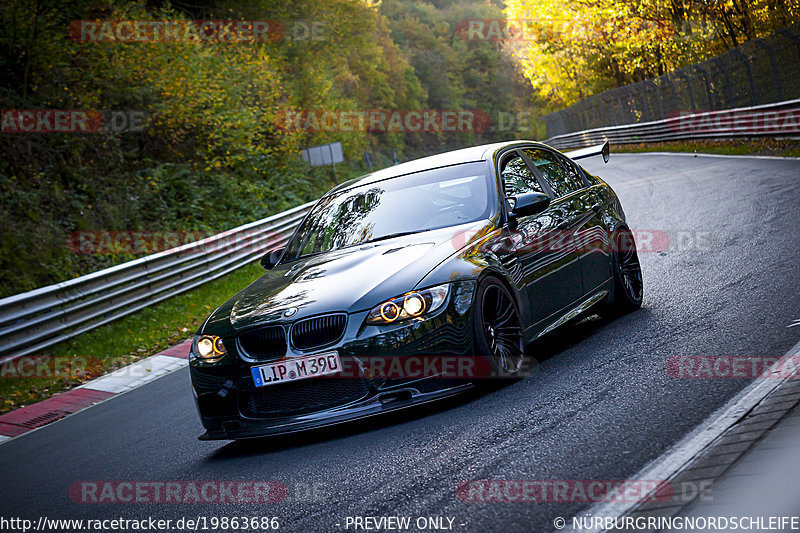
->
xmin=415 ymin=225 xmax=533 ymax=333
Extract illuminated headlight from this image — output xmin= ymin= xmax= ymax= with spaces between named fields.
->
xmin=366 ymin=284 xmax=450 ymax=325
xmin=192 ymin=334 xmax=227 ymax=359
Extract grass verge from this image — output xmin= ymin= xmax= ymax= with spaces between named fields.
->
xmin=614 ymin=138 xmax=800 ymax=157
xmin=0 ymin=262 xmax=265 ymax=414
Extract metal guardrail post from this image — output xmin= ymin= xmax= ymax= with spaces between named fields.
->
xmin=753 ymin=39 xmax=782 ymax=101
xmin=614 ymin=95 xmax=625 ymax=125
xmin=713 ymin=57 xmax=734 ymax=109
xmin=779 ymin=28 xmax=800 ymax=61
xmin=647 ymin=80 xmax=665 ymax=120
xmin=732 ymin=48 xmax=757 ymax=106
xmin=695 ymin=65 xmax=714 ymax=111
xmin=666 ymin=74 xmax=679 ymax=116
xmin=602 ymin=94 xmax=615 ymax=127
xmin=676 ymin=71 xmax=697 ymax=111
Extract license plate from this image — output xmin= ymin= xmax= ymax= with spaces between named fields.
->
xmin=251 ymin=351 xmax=341 ymax=388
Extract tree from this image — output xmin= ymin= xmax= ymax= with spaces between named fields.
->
xmin=505 ymin=0 xmax=800 ymax=106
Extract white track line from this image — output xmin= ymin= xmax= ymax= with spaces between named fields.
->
xmin=565 ymin=337 xmax=800 ymax=532
xmin=615 ymin=152 xmax=800 ymax=161
xmin=78 ymin=355 xmax=187 ymax=394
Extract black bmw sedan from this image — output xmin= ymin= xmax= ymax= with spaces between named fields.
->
xmin=190 ymin=140 xmax=642 ymax=440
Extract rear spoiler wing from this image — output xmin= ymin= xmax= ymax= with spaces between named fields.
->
xmin=564 ymin=141 xmax=610 ymax=163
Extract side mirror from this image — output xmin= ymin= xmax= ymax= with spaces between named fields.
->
xmin=260 ymin=248 xmax=285 ymax=270
xmin=602 ymin=140 xmax=610 ymax=163
xmin=509 ymin=192 xmax=550 ymax=219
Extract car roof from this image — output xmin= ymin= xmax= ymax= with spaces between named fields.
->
xmin=326 ymin=139 xmax=551 ymax=195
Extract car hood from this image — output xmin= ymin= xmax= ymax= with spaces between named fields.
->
xmin=204 ymin=219 xmax=490 ymax=334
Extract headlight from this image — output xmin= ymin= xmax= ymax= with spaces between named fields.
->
xmin=192 ymin=334 xmax=227 ymax=359
xmin=366 ymin=284 xmax=450 ymax=325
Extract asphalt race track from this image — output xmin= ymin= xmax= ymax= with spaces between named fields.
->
xmin=1 ymin=153 xmax=799 ymax=532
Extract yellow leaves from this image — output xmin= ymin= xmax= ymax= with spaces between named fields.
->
xmin=507 ymin=0 xmax=797 ymax=107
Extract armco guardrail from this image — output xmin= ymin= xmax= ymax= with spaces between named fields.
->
xmin=544 ymin=98 xmax=800 ymax=150
xmin=0 ymin=201 xmax=314 ymax=363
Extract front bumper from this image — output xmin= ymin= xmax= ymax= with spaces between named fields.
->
xmin=197 ymin=382 xmax=473 ymax=440
xmin=190 ymin=280 xmax=478 ymax=440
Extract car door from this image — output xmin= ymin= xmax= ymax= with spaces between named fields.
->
xmin=552 ymin=152 xmax=613 ymax=292
xmin=497 ymin=150 xmax=580 ymax=326
xmin=518 ymin=148 xmax=588 ymax=312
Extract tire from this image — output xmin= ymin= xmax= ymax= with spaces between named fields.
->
xmin=472 ymin=276 xmax=526 ymax=384
xmin=602 ymin=228 xmax=643 ymax=315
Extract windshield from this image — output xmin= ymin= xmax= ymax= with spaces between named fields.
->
xmin=283 ymin=162 xmax=492 ymax=261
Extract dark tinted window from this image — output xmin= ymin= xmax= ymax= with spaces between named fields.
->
xmin=500 ymin=154 xmax=543 ymax=196
xmin=283 ymin=162 xmax=492 ymax=260
xmin=523 ymin=149 xmax=584 ymax=197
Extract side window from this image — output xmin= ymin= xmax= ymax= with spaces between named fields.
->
xmin=500 ymin=154 xmax=543 ymax=197
xmin=523 ymin=149 xmax=585 ymax=197
xmin=555 ymin=153 xmax=588 ymax=187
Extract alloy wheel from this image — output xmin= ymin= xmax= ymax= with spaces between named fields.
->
xmin=480 ymin=283 xmax=524 ymax=374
